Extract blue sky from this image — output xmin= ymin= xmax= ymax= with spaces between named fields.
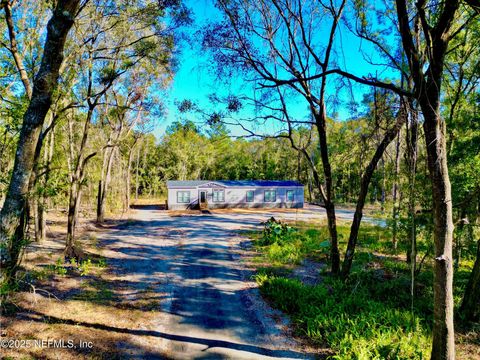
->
xmin=154 ymin=0 xmax=400 ymax=140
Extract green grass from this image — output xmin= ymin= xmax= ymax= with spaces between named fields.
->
xmin=73 ymin=278 xmax=114 ymax=304
xmin=250 ymin=219 xmax=475 ymax=359
xmin=255 ymin=272 xmax=431 ymax=359
xmin=251 ymin=219 xmax=393 ymax=267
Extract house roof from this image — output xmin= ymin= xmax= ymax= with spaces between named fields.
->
xmin=166 ymin=180 xmax=303 ymax=188
xmin=166 ymin=180 xmax=210 ymax=188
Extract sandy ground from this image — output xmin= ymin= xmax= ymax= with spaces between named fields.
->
xmin=95 ymin=206 xmax=334 ymax=359
xmin=2 ymin=206 xmax=478 ymax=359
xmin=2 ymin=206 xmax=342 ymax=360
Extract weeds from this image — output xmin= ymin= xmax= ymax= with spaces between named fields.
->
xmin=33 ymin=255 xmax=108 ymax=280
xmin=252 ymin=220 xmax=440 ymax=359
xmin=254 ymin=218 xmax=331 ymax=265
xmin=260 ymin=217 xmax=296 ymax=245
xmin=45 ymin=258 xmax=68 ymax=276
xmin=74 ymin=279 xmax=114 ymax=304
xmin=256 ymin=272 xmax=431 ymax=359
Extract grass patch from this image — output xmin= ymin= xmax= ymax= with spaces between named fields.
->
xmin=73 ymin=278 xmax=115 ymax=304
xmin=250 ymin=219 xmax=476 ymax=359
xmin=255 ymin=272 xmax=431 ymax=359
xmin=250 ymin=217 xmax=392 ymax=267
xmin=32 ymin=255 xmax=109 ymax=279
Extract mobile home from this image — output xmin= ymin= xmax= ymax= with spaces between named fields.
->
xmin=166 ymin=180 xmax=304 ymax=210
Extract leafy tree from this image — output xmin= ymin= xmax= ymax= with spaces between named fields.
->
xmin=0 ymin=0 xmax=82 ymax=284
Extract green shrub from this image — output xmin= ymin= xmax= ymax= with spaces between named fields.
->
xmin=78 ymin=258 xmax=93 ymax=276
xmin=255 ymin=219 xmax=332 ymax=265
xmin=256 ymin=274 xmax=431 ymax=359
xmin=45 ymin=258 xmax=68 ymax=276
xmin=260 ymin=217 xmax=296 ymax=245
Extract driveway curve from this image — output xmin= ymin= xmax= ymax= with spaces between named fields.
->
xmin=99 ymin=206 xmax=349 ymax=359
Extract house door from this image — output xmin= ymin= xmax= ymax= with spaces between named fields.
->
xmin=199 ymin=191 xmax=207 ymax=204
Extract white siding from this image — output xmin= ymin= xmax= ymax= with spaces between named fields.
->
xmin=168 ymin=187 xmax=199 ymax=209
xmin=167 ymin=185 xmax=304 ymax=209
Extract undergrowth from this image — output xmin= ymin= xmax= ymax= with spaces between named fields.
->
xmin=1 ymin=254 xmax=109 ymax=306
xmin=252 ymin=217 xmax=392 ymax=267
xmin=255 ymin=272 xmax=431 ymax=359
xmin=250 ymin=218 xmax=473 ymax=359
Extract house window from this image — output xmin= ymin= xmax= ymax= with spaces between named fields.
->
xmin=212 ymin=189 xmax=225 ymax=202
xmin=286 ymin=190 xmax=295 ymax=202
xmin=177 ymin=191 xmax=190 ymax=203
xmin=246 ymin=190 xmax=254 ymax=202
xmin=264 ymin=190 xmax=276 ymax=202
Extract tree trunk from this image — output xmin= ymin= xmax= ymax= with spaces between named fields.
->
xmin=341 ymin=108 xmax=406 ymax=278
xmin=392 ymin=128 xmax=401 ymax=250
xmin=460 ymin=238 xmax=480 ymax=321
xmin=380 ymin=156 xmax=386 ymax=213
xmin=97 ymin=146 xmax=115 ymax=223
xmin=38 ymin=127 xmax=55 ymax=242
xmin=0 ymin=0 xmax=80 ymax=283
xmin=421 ymin=102 xmax=455 ymax=360
xmin=296 ymin=151 xmax=301 ymax=182
xmin=33 ymin=116 xmax=56 ymax=243
xmin=307 ymin=170 xmax=313 ymax=203
xmin=405 ymin=100 xmax=419 ymax=317
xmin=406 ymin=105 xmax=418 ymax=264
xmin=394 ymin=0 xmax=459 ymax=356
xmin=313 ymin=106 xmax=340 ymax=274
xmin=454 ymin=209 xmax=470 ymax=271
xmin=135 ymin=143 xmax=140 ymax=200
xmin=125 ymin=143 xmax=136 ymax=212
xmin=65 ymin=180 xmax=83 ymax=260
xmin=65 ymin=101 xmax=99 ymax=257
xmin=3 ymin=2 xmax=33 ymax=99
xmin=346 ymin=166 xmax=351 ymax=203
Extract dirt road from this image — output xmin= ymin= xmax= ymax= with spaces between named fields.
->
xmin=98 ymin=207 xmax=340 ymax=359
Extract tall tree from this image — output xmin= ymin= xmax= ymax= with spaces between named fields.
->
xmin=96 ymin=89 xmax=146 ymax=222
xmin=319 ymin=1 xmax=476 ymax=356
xmin=341 ymin=95 xmax=407 ymax=277
xmin=443 ymin=16 xmax=480 ymax=323
xmin=394 ymin=2 xmax=460 ymax=357
xmin=207 ymin=0 xmax=349 ymax=274
xmin=61 ymin=0 xmax=178 ymax=255
xmin=0 ymin=0 xmax=82 ymax=283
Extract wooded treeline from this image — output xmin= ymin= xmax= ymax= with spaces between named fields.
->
xmin=197 ymin=1 xmax=480 ymax=358
xmin=0 ymin=0 xmax=478 ymax=359
xmin=0 ymin=0 xmax=188 ymax=268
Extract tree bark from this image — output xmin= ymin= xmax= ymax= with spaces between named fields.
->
xmin=394 ymin=1 xmax=459 ymax=356
xmin=405 ymin=100 xmax=419 ymax=317
xmin=380 ymin=155 xmax=386 ymax=213
xmin=307 ymin=170 xmax=313 ymax=203
xmin=38 ymin=127 xmax=55 ymax=242
xmin=96 ymin=146 xmax=115 ymax=223
xmin=416 ymin=34 xmax=455 ymax=360
xmin=32 ymin=113 xmax=56 ymax=243
xmin=65 ymin=180 xmax=83 ymax=260
xmin=125 ymin=143 xmax=136 ymax=212
xmin=0 ymin=0 xmax=80 ymax=282
xmin=65 ymin=52 xmax=117 ymax=252
xmin=341 ymin=108 xmax=406 ymax=278
xmin=391 ymin=127 xmax=401 ymax=250
xmin=3 ymin=1 xmax=33 ymax=99
xmin=313 ymin=107 xmax=341 ymax=274
xmin=135 ymin=144 xmax=140 ymax=201
xmin=406 ymin=103 xmax=418 ymax=264
xmin=65 ymin=102 xmax=98 ymax=258
xmin=421 ymin=98 xmax=455 ymax=360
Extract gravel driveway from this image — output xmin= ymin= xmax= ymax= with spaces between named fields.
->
xmin=98 ymin=205 xmax=355 ymax=359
